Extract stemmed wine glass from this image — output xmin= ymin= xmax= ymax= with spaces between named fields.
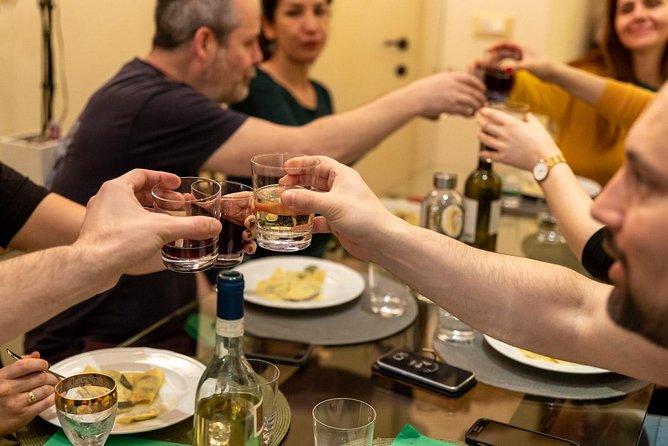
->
xmin=55 ymin=373 xmax=118 ymax=446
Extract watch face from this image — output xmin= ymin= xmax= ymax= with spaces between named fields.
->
xmin=533 ymin=162 xmax=548 ymax=182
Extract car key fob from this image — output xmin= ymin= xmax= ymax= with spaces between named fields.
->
xmin=374 ymin=347 xmax=476 ymax=397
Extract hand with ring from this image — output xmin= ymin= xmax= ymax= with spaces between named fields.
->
xmin=0 ymin=351 xmax=60 ymax=434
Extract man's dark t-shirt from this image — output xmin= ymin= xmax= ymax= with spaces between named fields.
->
xmin=29 ymin=59 xmax=247 ymax=361
xmin=0 ymin=163 xmax=49 ymax=249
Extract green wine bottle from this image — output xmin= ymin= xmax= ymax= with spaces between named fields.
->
xmin=462 ymin=146 xmax=502 ymax=251
xmin=193 ymin=271 xmax=262 ymax=446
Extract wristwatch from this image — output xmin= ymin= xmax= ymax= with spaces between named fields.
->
xmin=532 ymin=154 xmax=566 ymax=182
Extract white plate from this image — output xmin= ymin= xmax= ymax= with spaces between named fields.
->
xmin=521 ymin=175 xmax=602 ymax=199
xmin=235 ymin=256 xmax=365 ymax=310
xmin=380 ymin=198 xmax=421 ymax=226
xmin=40 ymin=347 xmax=205 ymax=434
xmin=484 ymin=335 xmax=609 ymax=374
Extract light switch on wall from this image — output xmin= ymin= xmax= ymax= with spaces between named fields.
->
xmin=472 ymin=11 xmax=514 ymax=38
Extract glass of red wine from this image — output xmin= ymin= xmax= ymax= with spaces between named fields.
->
xmin=152 ymin=177 xmax=221 ymax=272
xmin=215 ymin=180 xmax=254 ymax=268
xmin=483 ymin=64 xmax=515 ymax=102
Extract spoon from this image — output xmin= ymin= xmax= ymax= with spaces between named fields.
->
xmin=5 ymin=348 xmax=66 ymax=381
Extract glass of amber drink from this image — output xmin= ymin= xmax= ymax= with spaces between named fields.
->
xmin=251 ymin=153 xmax=321 ymax=252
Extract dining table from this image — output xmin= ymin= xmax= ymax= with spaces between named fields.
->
xmin=18 ymin=164 xmax=655 ymax=446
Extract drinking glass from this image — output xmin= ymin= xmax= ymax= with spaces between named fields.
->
xmin=214 ymin=180 xmax=254 ymax=268
xmin=251 ymin=153 xmax=321 ymax=252
xmin=312 ymin=398 xmax=376 ymax=446
xmin=482 ymin=63 xmax=515 ymax=102
xmin=55 ymin=373 xmax=118 ymax=446
xmin=366 ymin=263 xmax=410 ymax=318
xmin=247 ymin=359 xmax=280 ymax=446
xmin=536 ymin=210 xmax=566 ymax=244
xmin=436 ymin=308 xmax=475 ymax=344
xmin=152 ymin=177 xmax=221 ymax=272
xmin=487 ymin=100 xmax=529 ymax=118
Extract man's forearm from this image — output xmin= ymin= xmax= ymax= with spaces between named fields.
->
xmin=368 ymin=221 xmax=668 ymax=384
xmin=540 ymin=164 xmax=603 ymax=260
xmin=297 ymin=84 xmax=423 ymax=163
xmin=204 ymin=83 xmax=423 ymax=176
xmin=0 ymin=244 xmax=115 ymax=344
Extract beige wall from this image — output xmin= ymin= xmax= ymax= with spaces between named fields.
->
xmin=0 ymin=1 xmax=153 ymax=137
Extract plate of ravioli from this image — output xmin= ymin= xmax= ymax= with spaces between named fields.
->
xmin=235 ymin=256 xmax=365 ymax=310
xmin=40 ymin=347 xmax=205 ymax=434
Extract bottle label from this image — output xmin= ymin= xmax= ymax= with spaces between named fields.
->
xmin=488 ymin=199 xmax=501 ymax=235
xmin=439 ymin=204 xmax=464 ymax=239
xmin=216 ymin=318 xmax=244 ymax=338
xmin=461 ymin=198 xmax=478 ymax=243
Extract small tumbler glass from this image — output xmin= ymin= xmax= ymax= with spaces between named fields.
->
xmin=214 ymin=180 xmax=254 ymax=268
xmin=247 ymin=359 xmax=280 ymax=446
xmin=251 ymin=153 xmax=321 ymax=252
xmin=436 ymin=308 xmax=475 ymax=344
xmin=366 ymin=263 xmax=410 ymax=318
xmin=152 ymin=177 xmax=221 ymax=272
xmin=312 ymin=398 xmax=376 ymax=446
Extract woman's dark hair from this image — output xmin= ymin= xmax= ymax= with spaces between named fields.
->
xmin=259 ymin=0 xmax=333 ymax=60
xmin=573 ymin=0 xmax=668 ymax=84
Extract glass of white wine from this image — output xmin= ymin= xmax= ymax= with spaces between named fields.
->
xmin=251 ymin=153 xmax=321 ymax=252
xmin=55 ymin=373 xmax=117 ymax=446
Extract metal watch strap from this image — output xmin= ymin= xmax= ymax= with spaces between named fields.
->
xmin=545 ymin=154 xmax=566 ymax=168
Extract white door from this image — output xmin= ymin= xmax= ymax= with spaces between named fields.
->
xmin=311 ymin=0 xmax=425 ymax=194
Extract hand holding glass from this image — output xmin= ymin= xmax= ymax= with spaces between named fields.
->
xmin=55 ymin=373 xmax=117 ymax=446
xmin=152 ymin=177 xmax=221 ymax=272
xmin=251 ymin=153 xmax=321 ymax=252
xmin=215 ymin=180 xmax=254 ymax=268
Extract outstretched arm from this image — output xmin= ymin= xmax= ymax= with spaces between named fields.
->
xmin=485 ymin=41 xmax=607 ymax=104
xmin=476 ymin=108 xmax=603 ymax=259
xmin=485 ymin=41 xmax=654 ymax=120
xmin=203 ymin=71 xmax=486 ymax=176
xmin=0 ymin=169 xmax=222 ymax=344
xmin=279 ymin=156 xmax=668 ymax=385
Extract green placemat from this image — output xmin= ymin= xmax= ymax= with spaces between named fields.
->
xmin=18 ymin=390 xmax=290 ymax=446
xmin=44 ymin=431 xmax=182 ymax=446
xmin=373 ymin=424 xmax=466 ymax=445
xmin=373 ymin=441 xmax=466 ymax=446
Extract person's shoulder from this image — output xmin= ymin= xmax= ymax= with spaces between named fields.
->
xmin=311 ymin=79 xmax=333 ymax=113
xmin=250 ymin=68 xmax=282 ymax=91
xmin=311 ymin=78 xmax=331 ymax=96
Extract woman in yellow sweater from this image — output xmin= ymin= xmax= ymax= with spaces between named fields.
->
xmin=488 ymin=0 xmax=668 ymax=185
